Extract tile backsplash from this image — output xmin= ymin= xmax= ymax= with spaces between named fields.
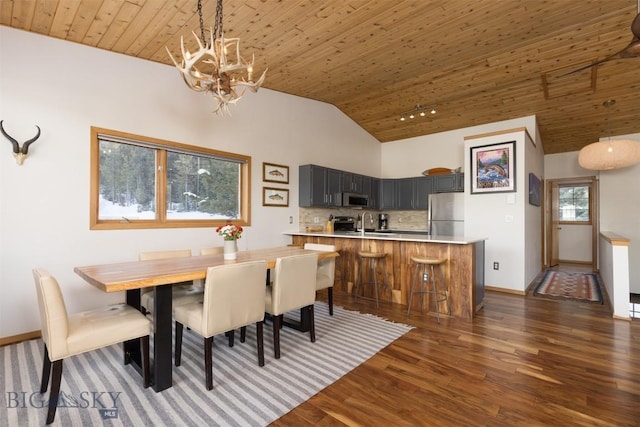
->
xmin=299 ymin=208 xmax=428 ymax=231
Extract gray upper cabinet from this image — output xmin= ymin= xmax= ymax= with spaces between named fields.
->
xmin=396 ymin=178 xmax=414 ymax=209
xmin=414 ymin=176 xmax=433 ymax=209
xmin=379 ymin=179 xmax=396 ymax=209
xmin=434 ymin=173 xmax=464 ymax=193
xmin=341 ymin=172 xmax=363 ymax=193
xmin=299 ymin=165 xmax=341 ymax=207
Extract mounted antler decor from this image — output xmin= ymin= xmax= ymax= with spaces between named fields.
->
xmin=0 ymin=120 xmax=41 ymax=165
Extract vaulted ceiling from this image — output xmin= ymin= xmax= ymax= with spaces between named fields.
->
xmin=2 ymin=0 xmax=639 ymax=154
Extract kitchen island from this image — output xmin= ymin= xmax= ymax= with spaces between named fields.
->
xmin=285 ymin=231 xmax=486 ymax=320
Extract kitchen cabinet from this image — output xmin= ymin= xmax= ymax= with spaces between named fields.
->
xmin=299 ymin=165 xmax=341 ymax=207
xmin=369 ymin=178 xmax=380 ymax=209
xmin=434 ymin=173 xmax=464 ymax=193
xmin=395 ymin=176 xmax=433 ymax=210
xmin=341 ymin=172 xmax=363 ymax=193
xmin=379 ymin=179 xmax=397 ymax=209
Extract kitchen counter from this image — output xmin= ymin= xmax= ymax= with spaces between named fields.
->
xmin=285 ymin=231 xmax=486 ymax=320
xmin=285 ymin=230 xmax=486 ymax=245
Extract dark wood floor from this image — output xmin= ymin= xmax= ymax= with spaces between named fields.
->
xmin=272 ymin=278 xmax=640 ymax=426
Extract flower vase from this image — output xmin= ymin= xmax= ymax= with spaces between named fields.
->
xmin=223 ymin=240 xmax=237 ymax=260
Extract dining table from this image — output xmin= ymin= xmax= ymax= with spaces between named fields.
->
xmin=74 ymin=245 xmax=338 ymax=392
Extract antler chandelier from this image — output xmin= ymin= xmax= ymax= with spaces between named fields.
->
xmin=166 ymin=0 xmax=267 ymax=114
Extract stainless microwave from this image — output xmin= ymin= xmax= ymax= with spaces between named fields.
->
xmin=341 ymin=192 xmax=369 ymax=208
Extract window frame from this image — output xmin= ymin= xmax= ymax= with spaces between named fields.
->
xmin=558 ymin=183 xmax=591 ymax=225
xmin=90 ymin=127 xmax=251 ymax=230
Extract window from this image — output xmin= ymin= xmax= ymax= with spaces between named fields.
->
xmin=558 ymin=185 xmax=590 ymax=223
xmin=91 ymin=127 xmax=251 ymax=230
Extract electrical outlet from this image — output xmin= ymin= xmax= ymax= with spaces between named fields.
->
xmin=313 ymin=217 xmax=319 ymax=223
xmin=493 ymin=262 xmax=499 ymax=270
xmin=289 ymin=216 xmax=293 ymax=224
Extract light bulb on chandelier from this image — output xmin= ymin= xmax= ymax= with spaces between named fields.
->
xmin=165 ymin=0 xmax=267 ymax=114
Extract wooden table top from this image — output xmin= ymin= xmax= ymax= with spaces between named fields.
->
xmin=74 ymin=246 xmax=338 ymax=293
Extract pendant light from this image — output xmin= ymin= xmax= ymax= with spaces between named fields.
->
xmin=578 ymin=100 xmax=640 ymax=170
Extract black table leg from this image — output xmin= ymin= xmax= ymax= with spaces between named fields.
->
xmin=282 ymin=306 xmax=311 ymax=332
xmin=153 ymin=284 xmax=173 ymax=392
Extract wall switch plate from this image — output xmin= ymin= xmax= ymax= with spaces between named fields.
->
xmin=289 ymin=216 xmax=293 ymax=224
xmin=493 ymin=262 xmax=499 ymax=270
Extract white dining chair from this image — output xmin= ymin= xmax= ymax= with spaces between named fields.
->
xmin=138 ymin=249 xmax=202 ymax=315
xmin=303 ymin=243 xmax=336 ymax=315
xmin=265 ymin=253 xmax=318 ymax=359
xmin=173 ymin=260 xmax=268 ymax=390
xmin=33 ymin=268 xmax=151 ymax=424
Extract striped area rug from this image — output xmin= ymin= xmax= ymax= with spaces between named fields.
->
xmin=1 ymin=302 xmax=412 ymax=426
xmin=533 ymin=270 xmax=603 ymax=303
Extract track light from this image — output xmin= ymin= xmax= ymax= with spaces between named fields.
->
xmin=398 ymin=104 xmax=437 ymax=122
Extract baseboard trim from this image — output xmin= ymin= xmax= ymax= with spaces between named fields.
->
xmin=0 ymin=330 xmax=41 ymax=347
xmin=485 ymin=286 xmax=526 ymax=296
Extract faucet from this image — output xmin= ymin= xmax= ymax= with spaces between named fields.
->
xmin=361 ymin=211 xmax=373 ymax=236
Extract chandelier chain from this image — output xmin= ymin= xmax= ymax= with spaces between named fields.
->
xmin=214 ymin=0 xmax=224 ymax=40
xmin=197 ymin=0 xmax=206 ymax=46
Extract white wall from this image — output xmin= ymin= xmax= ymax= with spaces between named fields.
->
xmin=597 ymin=133 xmax=640 ymax=294
xmin=0 ymin=27 xmax=381 ymax=338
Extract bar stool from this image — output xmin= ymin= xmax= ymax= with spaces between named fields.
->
xmin=407 ymin=256 xmax=450 ymax=323
xmin=354 ymin=251 xmax=390 ymax=308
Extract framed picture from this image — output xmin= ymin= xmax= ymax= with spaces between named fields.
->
xmin=262 ymin=162 xmax=289 ymax=184
xmin=263 ymin=187 xmax=289 ymax=207
xmin=470 ymin=141 xmax=516 ymax=194
xmin=529 ymin=173 xmax=541 ymax=206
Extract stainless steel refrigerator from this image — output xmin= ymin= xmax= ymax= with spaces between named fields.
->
xmin=428 ymin=192 xmax=464 ymax=236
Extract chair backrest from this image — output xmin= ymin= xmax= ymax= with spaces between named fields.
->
xmin=201 ymin=261 xmax=267 ymax=337
xmin=270 ymin=253 xmax=318 ymax=315
xmin=33 ymin=268 xmax=69 ymax=361
xmin=200 ymin=246 xmax=224 ymax=256
xmin=304 ymin=243 xmax=336 ymax=286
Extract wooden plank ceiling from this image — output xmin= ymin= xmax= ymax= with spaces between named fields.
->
xmin=1 ymin=0 xmax=639 ymax=154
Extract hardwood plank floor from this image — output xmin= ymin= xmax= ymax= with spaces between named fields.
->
xmin=271 ymin=286 xmax=640 ymax=426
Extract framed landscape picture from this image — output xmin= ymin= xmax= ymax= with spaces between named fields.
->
xmin=262 ymin=187 xmax=289 ymax=207
xmin=470 ymin=141 xmax=516 ymax=194
xmin=263 ymin=162 xmax=289 ymax=184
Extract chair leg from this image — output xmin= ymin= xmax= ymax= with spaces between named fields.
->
xmin=240 ymin=326 xmax=247 ymax=343
xmin=204 ymin=336 xmax=213 ymax=390
xmin=46 ymin=359 xmax=63 ymax=425
xmin=372 ymin=260 xmax=380 ymax=308
xmin=141 ymin=335 xmax=151 ymax=388
xmin=407 ymin=263 xmax=419 ymax=315
xmin=272 ymin=315 xmax=282 ymax=359
xmin=256 ymin=321 xmax=265 ymax=367
xmin=327 ymin=287 xmax=334 ymax=316
xmin=309 ymin=305 xmax=316 ymax=343
xmin=175 ymin=321 xmax=183 ymax=367
xmin=40 ymin=344 xmax=51 ymax=393
xmin=227 ymin=330 xmax=235 ymax=347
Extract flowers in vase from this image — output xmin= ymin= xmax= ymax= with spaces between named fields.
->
xmin=216 ymin=223 xmax=243 ymax=241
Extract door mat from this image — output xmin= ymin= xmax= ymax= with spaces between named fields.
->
xmin=533 ymin=270 xmax=603 ymax=303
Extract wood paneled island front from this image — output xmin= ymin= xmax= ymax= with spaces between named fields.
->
xmin=285 ymin=231 xmax=486 ymax=320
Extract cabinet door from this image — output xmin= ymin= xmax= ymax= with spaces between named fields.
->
xmin=299 ymin=164 xmax=328 ymax=207
xmin=327 ymin=169 xmax=342 ymax=206
xmin=434 ymin=174 xmax=457 ymax=193
xmin=379 ymin=179 xmax=396 ymax=209
xmin=341 ymin=172 xmax=364 ymax=193
xmin=414 ymin=176 xmax=433 ymax=209
xmin=396 ymin=178 xmax=414 ymax=209
xmin=370 ymin=178 xmax=380 ymax=209
xmin=455 ymin=173 xmax=465 ymax=191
